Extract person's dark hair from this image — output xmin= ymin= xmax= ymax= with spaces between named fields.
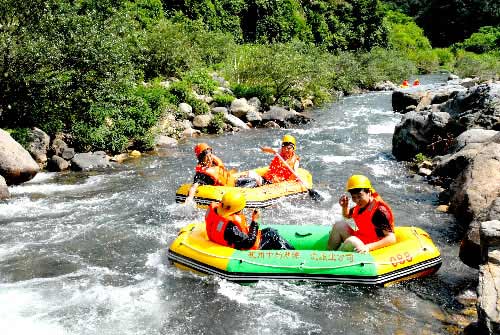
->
xmin=348 ymin=188 xmax=370 ymax=195
xmin=197 ymin=149 xmax=211 ymax=163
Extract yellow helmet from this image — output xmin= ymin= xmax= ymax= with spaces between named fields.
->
xmin=346 ymin=175 xmax=373 ymax=191
xmin=218 ymin=190 xmax=246 ymax=217
xmin=282 ymin=134 xmax=296 ymax=148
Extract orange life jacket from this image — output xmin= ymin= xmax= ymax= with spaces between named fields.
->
xmin=351 ymin=193 xmax=394 ymax=244
xmin=195 ymin=156 xmax=229 ymax=186
xmin=263 ymin=154 xmax=300 ymax=183
xmin=205 ymin=203 xmax=261 ymax=250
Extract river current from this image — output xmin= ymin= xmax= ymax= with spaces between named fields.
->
xmin=0 ymin=74 xmax=478 ymax=334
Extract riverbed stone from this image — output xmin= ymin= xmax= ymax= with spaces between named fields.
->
xmin=0 ymin=128 xmax=39 ymax=185
xmin=47 ymin=155 xmax=70 ymax=172
xmin=70 ymin=152 xmax=111 ymax=171
xmin=224 ymin=113 xmax=249 ymax=130
xmin=192 ymin=114 xmax=213 ymax=128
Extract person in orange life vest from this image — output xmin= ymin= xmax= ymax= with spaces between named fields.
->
xmin=400 ymin=79 xmax=409 ymax=88
xmin=327 ymin=175 xmax=396 ymax=253
xmin=246 ymin=134 xmax=300 ymax=187
xmin=185 ymin=143 xmax=230 ymax=204
xmin=413 ymin=78 xmax=420 ymax=86
xmin=205 ymin=190 xmax=294 ymax=250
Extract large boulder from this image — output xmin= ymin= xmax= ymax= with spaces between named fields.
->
xmin=0 ymin=129 xmax=39 ymax=185
xmin=392 ymin=110 xmax=458 ymax=160
xmin=440 ymin=82 xmax=500 ymax=131
xmin=434 ymin=133 xmax=500 ymax=224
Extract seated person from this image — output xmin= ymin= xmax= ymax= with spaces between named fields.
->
xmin=205 ymin=190 xmax=294 ymax=250
xmin=327 ymin=175 xmax=396 ymax=253
xmin=237 ymin=134 xmax=300 ymax=187
xmin=185 ymin=143 xmax=232 ymax=203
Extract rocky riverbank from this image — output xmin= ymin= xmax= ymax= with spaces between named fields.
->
xmin=390 ymin=76 xmax=499 ymax=335
xmin=0 ymin=73 xmax=313 ymax=197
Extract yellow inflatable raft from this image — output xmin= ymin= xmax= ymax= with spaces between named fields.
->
xmin=167 ymin=223 xmax=442 ymax=286
xmin=175 ymin=167 xmax=313 ymax=208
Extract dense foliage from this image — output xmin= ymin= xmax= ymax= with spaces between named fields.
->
xmin=0 ymin=0 xmax=498 ymax=153
xmin=382 ymin=0 xmax=500 ymax=47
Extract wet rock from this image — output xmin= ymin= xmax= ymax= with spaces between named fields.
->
xmin=261 ymin=106 xmax=311 ymax=126
xmin=61 ymin=147 xmax=75 ymax=160
xmin=440 ymin=83 xmax=500 ymax=132
xmin=46 ymin=155 xmax=69 ymax=172
xmin=0 ymin=128 xmax=39 ymax=185
xmin=155 ymin=135 xmax=178 ymax=148
xmin=70 ymin=152 xmax=110 ymax=171
xmin=0 ymin=175 xmax=9 ymax=199
xmin=224 ymin=114 xmax=250 ymax=130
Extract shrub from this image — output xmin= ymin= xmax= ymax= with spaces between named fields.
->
xmin=456 ymin=26 xmax=500 ymax=54
xmin=206 ymin=111 xmax=226 ymax=134
xmin=213 ymin=93 xmax=235 ymax=107
xmin=454 ymin=50 xmax=500 ymax=80
xmin=7 ymin=128 xmax=31 ymax=149
xmin=182 ymin=69 xmax=218 ymax=95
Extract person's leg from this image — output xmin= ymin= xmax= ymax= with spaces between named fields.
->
xmin=340 ymin=236 xmax=365 ymax=252
xmin=259 ymin=228 xmax=294 ymax=250
xmin=247 ymin=170 xmax=263 ymax=186
xmin=327 ymin=221 xmax=353 ymax=250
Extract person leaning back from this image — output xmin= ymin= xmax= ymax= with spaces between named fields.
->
xmin=327 ymin=175 xmax=396 ymax=253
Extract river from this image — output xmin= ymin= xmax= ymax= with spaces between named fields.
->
xmin=0 ymin=74 xmax=478 ymax=334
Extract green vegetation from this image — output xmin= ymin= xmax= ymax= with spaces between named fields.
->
xmin=0 ymin=0 xmax=498 ymax=154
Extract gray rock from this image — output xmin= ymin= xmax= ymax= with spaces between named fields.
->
xmin=71 ymin=152 xmax=110 ymax=171
xmin=47 ymin=155 xmax=69 ymax=172
xmin=155 ymin=135 xmax=178 ymax=148
xmin=27 ymin=127 xmax=50 ymax=164
xmin=61 ymin=147 xmax=75 ymax=160
xmin=192 ymin=114 xmax=213 ymax=128
xmin=224 ymin=114 xmax=250 ymax=130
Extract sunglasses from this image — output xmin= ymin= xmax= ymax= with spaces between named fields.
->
xmin=281 ymin=142 xmax=295 ymax=149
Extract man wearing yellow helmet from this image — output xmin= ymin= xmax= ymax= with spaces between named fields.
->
xmin=244 ymin=134 xmax=300 ymax=187
xmin=205 ymin=190 xmax=294 ymax=250
xmin=327 ymin=175 xmax=396 ymax=253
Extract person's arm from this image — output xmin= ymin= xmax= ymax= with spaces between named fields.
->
xmin=224 ymin=211 xmax=260 ymax=249
xmin=260 ymin=146 xmax=276 ymax=155
xmin=363 ymin=207 xmax=396 ymax=251
xmin=185 ymin=173 xmax=214 ymax=204
xmin=185 ymin=182 xmax=199 ymax=204
xmin=339 ymin=195 xmax=353 ymax=219
xmin=364 ymin=231 xmax=396 ymax=252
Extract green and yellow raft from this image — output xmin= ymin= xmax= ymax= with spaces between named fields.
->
xmin=167 ymin=223 xmax=442 ymax=286
xmin=175 ymin=167 xmax=313 ymax=208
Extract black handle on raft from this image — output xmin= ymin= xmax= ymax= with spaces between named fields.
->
xmin=295 ymin=232 xmax=313 ymax=237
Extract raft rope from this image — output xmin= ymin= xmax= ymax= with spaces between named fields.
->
xmin=177 ymin=226 xmax=432 ymax=270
